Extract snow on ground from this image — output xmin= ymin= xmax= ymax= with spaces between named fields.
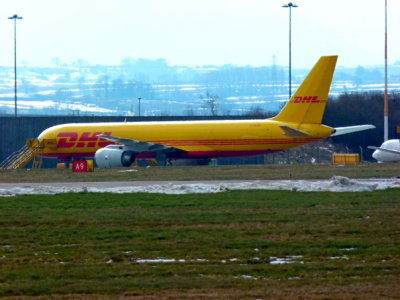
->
xmin=0 ymin=176 xmax=399 ymax=197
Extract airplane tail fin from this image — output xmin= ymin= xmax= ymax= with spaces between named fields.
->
xmin=272 ymin=56 xmax=338 ymax=124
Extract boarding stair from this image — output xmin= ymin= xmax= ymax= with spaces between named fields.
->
xmin=0 ymin=139 xmax=47 ymax=170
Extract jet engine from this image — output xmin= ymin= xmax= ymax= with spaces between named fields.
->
xmin=95 ymin=145 xmax=136 ymax=168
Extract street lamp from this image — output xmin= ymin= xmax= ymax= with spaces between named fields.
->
xmin=383 ymin=0 xmax=389 ymax=142
xmin=138 ymin=97 xmax=142 ymax=118
xmin=282 ymin=2 xmax=297 ymax=99
xmin=8 ymin=14 xmax=23 ymax=117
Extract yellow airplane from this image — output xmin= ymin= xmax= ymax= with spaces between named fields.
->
xmin=37 ymin=56 xmax=374 ymax=167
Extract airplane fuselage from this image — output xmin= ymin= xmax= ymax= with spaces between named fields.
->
xmin=38 ymin=119 xmax=334 ymax=160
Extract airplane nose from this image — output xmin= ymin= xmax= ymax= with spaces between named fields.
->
xmin=372 ymin=150 xmax=380 ymax=161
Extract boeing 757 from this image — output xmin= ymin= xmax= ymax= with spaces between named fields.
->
xmin=37 ymin=56 xmax=375 ymax=168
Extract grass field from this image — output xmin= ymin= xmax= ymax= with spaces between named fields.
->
xmin=1 ymin=189 xmax=399 ymax=299
xmin=0 ymin=162 xmax=399 ymax=183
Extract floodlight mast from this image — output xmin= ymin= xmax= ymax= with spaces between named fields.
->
xmin=282 ymin=2 xmax=298 ymax=100
xmin=384 ymin=0 xmax=389 ymax=142
xmin=138 ymin=97 xmax=142 ymax=118
xmin=8 ymin=14 xmax=23 ymax=117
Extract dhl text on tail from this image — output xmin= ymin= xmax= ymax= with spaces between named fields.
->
xmin=37 ymin=56 xmax=375 ymax=168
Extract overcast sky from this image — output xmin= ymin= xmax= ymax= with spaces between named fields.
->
xmin=1 ymin=0 xmax=399 ymax=68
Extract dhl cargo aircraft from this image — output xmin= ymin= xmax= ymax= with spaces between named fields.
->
xmin=37 ymin=56 xmax=375 ymax=168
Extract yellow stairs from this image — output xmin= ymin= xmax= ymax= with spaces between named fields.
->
xmin=0 ymin=139 xmax=46 ymax=170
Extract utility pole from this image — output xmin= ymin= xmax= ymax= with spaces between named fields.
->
xmin=384 ymin=0 xmax=389 ymax=141
xmin=8 ymin=15 xmax=23 ymax=117
xmin=138 ymin=97 xmax=142 ymax=118
xmin=282 ymin=2 xmax=297 ymax=99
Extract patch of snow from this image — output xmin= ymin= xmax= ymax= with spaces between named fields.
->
xmin=0 ymin=177 xmax=398 ymax=197
xmin=330 ymin=255 xmax=349 ymax=260
xmin=229 ymin=258 xmax=238 ymax=262
xmin=134 ymin=258 xmax=208 ymax=264
xmin=236 ymin=275 xmax=257 ymax=280
xmin=269 ymin=255 xmax=304 ymax=265
xmin=0 ymin=99 xmax=115 ymax=113
xmin=135 ymin=258 xmax=176 ymax=263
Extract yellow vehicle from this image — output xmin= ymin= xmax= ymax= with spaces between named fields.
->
xmin=37 ymin=56 xmax=374 ymax=167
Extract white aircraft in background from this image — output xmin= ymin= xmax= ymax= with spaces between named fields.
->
xmin=368 ymin=139 xmax=400 ymax=162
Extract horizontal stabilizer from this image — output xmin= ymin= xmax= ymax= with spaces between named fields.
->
xmin=367 ymin=146 xmax=400 ymax=155
xmin=331 ymin=125 xmax=375 ymax=136
xmin=279 ymin=125 xmax=312 ymax=137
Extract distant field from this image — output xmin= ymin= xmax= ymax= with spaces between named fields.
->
xmin=0 ymin=163 xmax=399 ymax=183
xmin=0 ymin=190 xmax=399 ymax=299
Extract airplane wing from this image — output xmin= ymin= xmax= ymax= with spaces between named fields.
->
xmin=279 ymin=125 xmax=312 ymax=137
xmin=367 ymin=146 xmax=400 ymax=155
xmin=331 ymin=125 xmax=375 ymax=136
xmin=97 ymin=134 xmax=175 ymax=153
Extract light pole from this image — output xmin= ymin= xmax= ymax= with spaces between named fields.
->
xmin=384 ymin=0 xmax=389 ymax=141
xmin=282 ymin=2 xmax=297 ymax=99
xmin=8 ymin=14 xmax=23 ymax=117
xmin=138 ymin=97 xmax=142 ymax=118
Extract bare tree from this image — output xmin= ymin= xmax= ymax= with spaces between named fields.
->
xmin=184 ymin=105 xmax=196 ymax=116
xmin=200 ymin=91 xmax=219 ymax=116
xmin=246 ymin=106 xmax=268 ymax=117
xmin=52 ymin=57 xmax=61 ymax=67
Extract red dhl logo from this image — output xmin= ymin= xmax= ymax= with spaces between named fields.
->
xmin=290 ymin=96 xmax=326 ymax=104
xmin=57 ymin=132 xmax=114 ymax=148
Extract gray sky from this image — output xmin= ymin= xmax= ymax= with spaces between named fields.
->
xmin=1 ymin=0 xmax=399 ymax=68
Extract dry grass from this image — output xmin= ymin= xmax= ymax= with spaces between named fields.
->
xmin=0 ymin=190 xmax=399 ymax=299
xmin=0 ymin=162 xmax=399 ymax=183
xmin=3 ymin=283 xmax=400 ymax=299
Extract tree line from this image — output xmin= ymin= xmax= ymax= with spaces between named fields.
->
xmin=324 ymin=92 xmax=400 ymax=153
